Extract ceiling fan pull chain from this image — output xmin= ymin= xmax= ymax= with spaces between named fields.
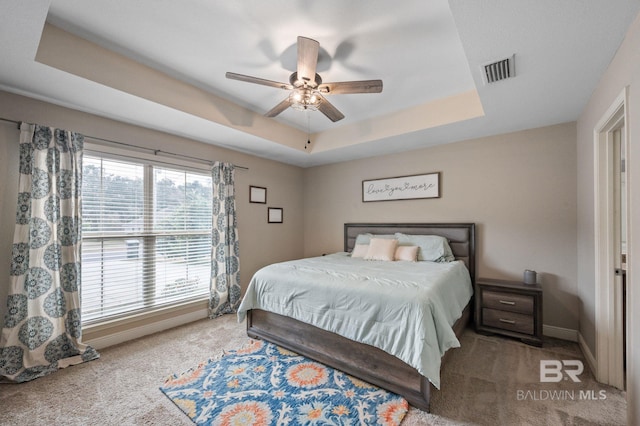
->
xmin=305 ymin=111 xmax=312 ymax=150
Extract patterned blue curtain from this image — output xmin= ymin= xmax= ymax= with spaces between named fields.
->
xmin=0 ymin=123 xmax=98 ymax=383
xmin=209 ymin=162 xmax=241 ymax=317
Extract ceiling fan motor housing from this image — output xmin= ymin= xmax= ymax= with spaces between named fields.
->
xmin=289 ymin=72 xmax=322 ymax=88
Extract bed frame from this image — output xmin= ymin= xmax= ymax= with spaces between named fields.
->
xmin=246 ymin=223 xmax=475 ymax=411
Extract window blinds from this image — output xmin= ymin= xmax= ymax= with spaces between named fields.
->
xmin=81 ymin=155 xmax=212 ymax=324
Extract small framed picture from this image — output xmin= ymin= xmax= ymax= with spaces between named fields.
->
xmin=249 ymin=185 xmax=267 ymax=204
xmin=268 ymin=207 xmax=283 ymax=223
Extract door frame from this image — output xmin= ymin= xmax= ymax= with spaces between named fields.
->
xmin=594 ymin=87 xmax=629 ymax=389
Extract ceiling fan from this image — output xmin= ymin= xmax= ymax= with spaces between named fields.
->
xmin=226 ymin=36 xmax=383 ymax=122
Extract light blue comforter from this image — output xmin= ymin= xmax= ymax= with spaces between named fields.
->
xmin=237 ymin=253 xmax=473 ymax=389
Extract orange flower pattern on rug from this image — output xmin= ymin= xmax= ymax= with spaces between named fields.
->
xmin=160 ymin=339 xmax=408 ymax=425
xmin=218 ymin=401 xmax=272 ymax=426
xmin=286 ymin=362 xmax=328 ymax=388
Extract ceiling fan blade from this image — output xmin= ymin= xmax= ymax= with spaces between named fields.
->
xmin=226 ymin=72 xmax=293 ymax=90
xmin=264 ymin=98 xmax=292 ymax=118
xmin=317 ymin=95 xmax=345 ymax=122
xmin=318 ymin=80 xmax=383 ymax=94
xmin=296 ymin=36 xmax=319 ymax=85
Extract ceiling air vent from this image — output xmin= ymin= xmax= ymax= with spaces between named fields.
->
xmin=482 ymin=55 xmax=515 ymax=84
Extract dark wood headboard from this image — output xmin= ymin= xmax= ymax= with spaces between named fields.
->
xmin=344 ymin=223 xmax=476 ymax=282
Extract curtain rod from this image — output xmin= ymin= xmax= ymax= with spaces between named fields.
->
xmin=0 ymin=117 xmax=248 ymax=170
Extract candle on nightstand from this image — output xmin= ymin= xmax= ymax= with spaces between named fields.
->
xmin=524 ymin=269 xmax=537 ymax=285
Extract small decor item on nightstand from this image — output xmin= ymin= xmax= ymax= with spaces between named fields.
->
xmin=523 ymin=269 xmax=537 ymax=285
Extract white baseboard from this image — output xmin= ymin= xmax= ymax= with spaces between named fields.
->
xmin=84 ymin=307 xmax=209 ymax=350
xmin=543 ymin=324 xmax=578 ymax=342
xmin=540 ymin=326 xmax=597 ymax=377
xmin=578 ymin=332 xmax=597 ymax=376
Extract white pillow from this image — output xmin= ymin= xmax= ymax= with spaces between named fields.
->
xmin=364 ymin=238 xmax=398 ymax=261
xmin=354 ymin=233 xmax=395 ymax=245
xmin=351 ymin=243 xmax=369 ymax=258
xmin=395 ymin=245 xmax=419 ymax=262
xmin=394 ymin=233 xmax=455 ymax=262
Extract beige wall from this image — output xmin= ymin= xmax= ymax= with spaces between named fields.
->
xmin=0 ymin=91 xmax=580 ymax=337
xmin=303 ymin=123 xmax=578 ymax=332
xmin=0 ymin=90 xmax=305 ymax=329
xmin=576 ymin=12 xmax=640 ymax=425
xmin=0 ymin=116 xmax=20 ymax=330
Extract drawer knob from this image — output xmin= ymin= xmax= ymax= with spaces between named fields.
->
xmin=499 ymin=318 xmax=516 ymax=324
xmin=499 ymin=300 xmax=516 ymax=305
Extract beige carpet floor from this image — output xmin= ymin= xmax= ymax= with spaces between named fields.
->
xmin=0 ymin=314 xmax=627 ymax=425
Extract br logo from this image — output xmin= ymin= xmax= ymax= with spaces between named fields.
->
xmin=540 ymin=360 xmax=584 ymax=382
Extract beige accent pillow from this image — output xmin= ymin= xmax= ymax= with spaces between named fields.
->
xmin=351 ymin=243 xmax=369 ymax=258
xmin=395 ymin=245 xmax=419 ymax=262
xmin=364 ymin=238 xmax=398 ymax=261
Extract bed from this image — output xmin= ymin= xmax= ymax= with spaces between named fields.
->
xmin=237 ymin=223 xmax=475 ymax=411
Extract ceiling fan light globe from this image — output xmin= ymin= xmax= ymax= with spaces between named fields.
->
xmin=289 ymin=88 xmax=322 ymax=112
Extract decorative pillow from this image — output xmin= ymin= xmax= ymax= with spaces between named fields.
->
xmin=394 ymin=233 xmax=455 ymax=262
xmin=394 ymin=245 xmax=419 ymax=262
xmin=351 ymin=243 xmax=369 ymax=258
xmin=364 ymin=238 xmax=398 ymax=261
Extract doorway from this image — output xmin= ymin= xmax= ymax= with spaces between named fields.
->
xmin=594 ymin=88 xmax=629 ymax=390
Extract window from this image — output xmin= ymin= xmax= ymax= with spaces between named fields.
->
xmin=81 ymin=153 xmax=212 ymax=324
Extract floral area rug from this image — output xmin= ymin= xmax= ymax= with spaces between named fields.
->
xmin=160 ymin=339 xmax=408 ymax=425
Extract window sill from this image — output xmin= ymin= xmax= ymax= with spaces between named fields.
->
xmin=83 ymin=298 xmax=210 ymax=349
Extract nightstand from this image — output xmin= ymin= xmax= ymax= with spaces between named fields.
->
xmin=475 ymin=277 xmax=543 ymax=347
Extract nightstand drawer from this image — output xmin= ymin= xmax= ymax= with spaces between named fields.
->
xmin=482 ymin=290 xmax=534 ymax=314
xmin=482 ymin=308 xmax=534 ymax=335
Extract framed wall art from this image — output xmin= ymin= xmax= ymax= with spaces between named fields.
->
xmin=249 ymin=185 xmax=267 ymax=203
xmin=268 ymin=207 xmax=283 ymax=223
xmin=362 ymin=172 xmax=440 ymax=202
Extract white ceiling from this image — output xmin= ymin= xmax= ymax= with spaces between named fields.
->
xmin=1 ymin=0 xmax=639 ymax=167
